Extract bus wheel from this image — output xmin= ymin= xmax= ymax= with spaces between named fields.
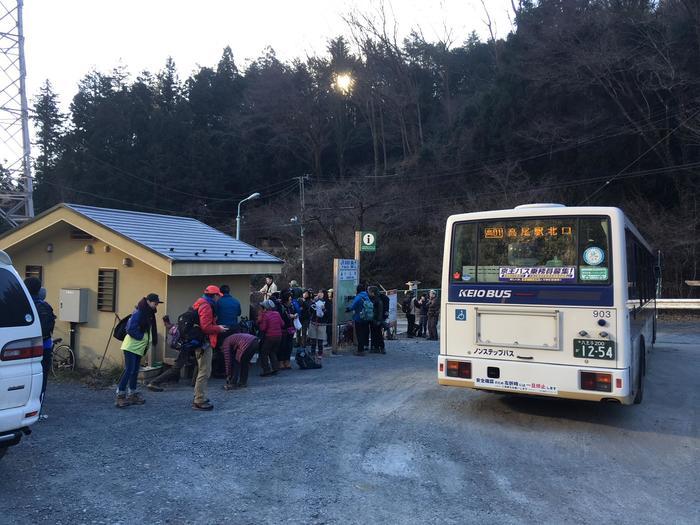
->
xmin=633 ymin=341 xmax=646 ymax=405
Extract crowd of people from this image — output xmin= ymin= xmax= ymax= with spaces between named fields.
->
xmin=402 ymin=289 xmax=440 ymax=340
xmin=24 ymin=273 xmax=439 ymax=414
xmin=138 ymin=277 xmax=335 ymax=411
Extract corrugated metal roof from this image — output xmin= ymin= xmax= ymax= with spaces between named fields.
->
xmin=66 ymin=204 xmax=282 ymax=264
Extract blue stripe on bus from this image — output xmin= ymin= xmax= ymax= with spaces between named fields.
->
xmin=448 ymin=284 xmax=614 ymax=307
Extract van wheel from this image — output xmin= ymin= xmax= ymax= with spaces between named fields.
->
xmin=0 ymin=446 xmax=7 ymax=460
xmin=633 ymin=341 xmax=645 ymax=405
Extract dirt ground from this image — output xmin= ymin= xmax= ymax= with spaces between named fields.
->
xmin=0 ymin=321 xmax=698 ymax=525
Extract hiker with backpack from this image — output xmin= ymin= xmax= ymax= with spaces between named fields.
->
xmin=346 ymin=284 xmax=372 ymax=356
xmin=115 ymin=293 xmax=161 ymax=408
xmin=190 ymin=285 xmax=227 ymax=410
xmin=24 ymin=278 xmax=56 ymax=410
xmin=146 ymin=315 xmax=198 ymax=392
xmin=367 ymin=286 xmax=385 ymax=354
xmin=257 ymin=299 xmax=284 ymax=376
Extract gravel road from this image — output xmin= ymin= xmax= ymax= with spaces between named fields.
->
xmin=1 ymin=321 xmax=698 ymax=525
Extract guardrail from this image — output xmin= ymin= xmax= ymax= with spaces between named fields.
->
xmin=656 ymin=299 xmax=700 ymax=310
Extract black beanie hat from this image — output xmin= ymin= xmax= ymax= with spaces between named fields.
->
xmin=24 ymin=276 xmax=42 ymax=297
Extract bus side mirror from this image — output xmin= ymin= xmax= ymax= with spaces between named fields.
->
xmin=654 ymin=266 xmax=661 ymax=279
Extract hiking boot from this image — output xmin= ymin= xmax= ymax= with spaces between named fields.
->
xmin=353 ymin=351 xmax=366 ymax=357
xmin=238 ymin=383 xmax=247 ymax=388
xmin=128 ymin=392 xmax=146 ymax=405
xmin=192 ymin=401 xmax=214 ymax=411
xmin=115 ymin=394 xmax=131 ymax=408
xmin=147 ymin=383 xmax=164 ymax=392
xmin=260 ymin=370 xmax=275 ymax=377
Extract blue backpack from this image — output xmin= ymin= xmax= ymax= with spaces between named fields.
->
xmin=359 ymin=297 xmax=374 ymax=321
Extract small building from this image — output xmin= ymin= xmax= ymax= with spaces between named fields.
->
xmin=0 ymin=203 xmax=282 ymax=369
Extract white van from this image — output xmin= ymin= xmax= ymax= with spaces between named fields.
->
xmin=0 ymin=249 xmax=43 ymax=459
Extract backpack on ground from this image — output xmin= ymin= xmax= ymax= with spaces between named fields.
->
xmin=113 ymin=314 xmax=131 ymax=341
xmin=172 ymin=307 xmax=204 ymax=350
xmin=359 ymin=297 xmax=374 ymax=321
xmin=295 ymin=348 xmax=321 ymax=370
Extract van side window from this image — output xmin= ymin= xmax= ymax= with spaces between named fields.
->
xmin=0 ymin=268 xmax=34 ymax=328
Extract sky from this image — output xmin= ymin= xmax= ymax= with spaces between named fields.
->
xmin=24 ymin=0 xmax=514 ymax=109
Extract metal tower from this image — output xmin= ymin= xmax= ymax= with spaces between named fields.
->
xmin=0 ymin=0 xmax=33 ymax=227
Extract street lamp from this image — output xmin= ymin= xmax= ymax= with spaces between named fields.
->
xmin=236 ymin=192 xmax=260 ymax=240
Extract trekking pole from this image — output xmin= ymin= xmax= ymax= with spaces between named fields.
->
xmin=95 ymin=313 xmax=120 ymax=380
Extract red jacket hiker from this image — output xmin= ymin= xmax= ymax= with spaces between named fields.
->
xmin=193 ymin=296 xmax=224 ymax=347
xmin=257 ymin=309 xmax=284 ymax=338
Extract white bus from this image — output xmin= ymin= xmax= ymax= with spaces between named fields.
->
xmin=437 ymin=204 xmax=658 ymax=405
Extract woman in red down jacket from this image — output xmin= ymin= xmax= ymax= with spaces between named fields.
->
xmin=257 ymin=299 xmax=283 ymax=376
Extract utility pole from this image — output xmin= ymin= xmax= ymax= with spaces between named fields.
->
xmin=0 ymin=0 xmax=34 ymax=227
xmin=293 ymin=175 xmax=310 ymax=287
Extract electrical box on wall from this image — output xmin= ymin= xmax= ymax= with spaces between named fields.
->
xmin=59 ymin=288 xmax=88 ymax=323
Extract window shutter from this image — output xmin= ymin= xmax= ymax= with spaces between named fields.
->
xmin=97 ymin=269 xmax=117 ymax=312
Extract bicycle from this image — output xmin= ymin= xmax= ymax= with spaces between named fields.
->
xmin=51 ymin=338 xmax=75 ymax=376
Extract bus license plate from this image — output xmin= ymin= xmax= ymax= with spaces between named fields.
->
xmin=573 ymin=339 xmax=616 ymax=360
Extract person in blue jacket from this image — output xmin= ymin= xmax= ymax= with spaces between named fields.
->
xmin=115 ymin=293 xmax=161 ymax=408
xmin=346 ymin=284 xmax=371 ymax=356
xmin=216 ymin=285 xmax=241 ymax=328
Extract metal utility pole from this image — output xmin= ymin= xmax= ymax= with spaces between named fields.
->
xmin=0 ymin=0 xmax=34 ymax=227
xmin=293 ymin=175 xmax=310 ymax=287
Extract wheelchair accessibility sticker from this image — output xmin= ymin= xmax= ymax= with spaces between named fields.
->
xmin=455 ymin=309 xmax=467 ymax=321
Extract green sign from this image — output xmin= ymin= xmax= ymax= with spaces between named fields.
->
xmin=580 ymin=267 xmax=608 ymax=281
xmin=360 ymin=231 xmax=377 ymax=252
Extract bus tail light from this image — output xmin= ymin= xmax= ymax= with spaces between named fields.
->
xmin=439 ymin=362 xmax=444 ymax=372
xmin=615 ymin=378 xmax=622 ymax=389
xmin=581 ymin=371 xmax=612 ymax=392
xmin=1 ymin=338 xmax=43 ymax=361
xmin=446 ymin=360 xmax=471 ymax=379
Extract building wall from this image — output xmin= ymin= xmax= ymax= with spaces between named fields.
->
xmin=163 ymin=274 xmax=251 ymax=362
xmin=5 ymin=221 xmax=167 ymax=369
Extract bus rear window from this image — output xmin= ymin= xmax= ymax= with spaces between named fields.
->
xmin=0 ymin=268 xmax=34 ymax=328
xmin=451 ymin=217 xmax=611 ymax=285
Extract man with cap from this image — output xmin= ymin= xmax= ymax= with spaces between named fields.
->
xmin=115 ymin=293 xmax=161 ymax=408
xmin=289 ymin=279 xmax=303 ymax=300
xmin=191 ymin=285 xmax=227 ymax=410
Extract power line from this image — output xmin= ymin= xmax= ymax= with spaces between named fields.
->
xmin=578 ymin=108 xmax=700 ymax=205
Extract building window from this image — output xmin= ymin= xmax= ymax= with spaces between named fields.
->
xmin=97 ymin=269 xmax=117 ymax=312
xmin=25 ymin=265 xmax=43 ymax=282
